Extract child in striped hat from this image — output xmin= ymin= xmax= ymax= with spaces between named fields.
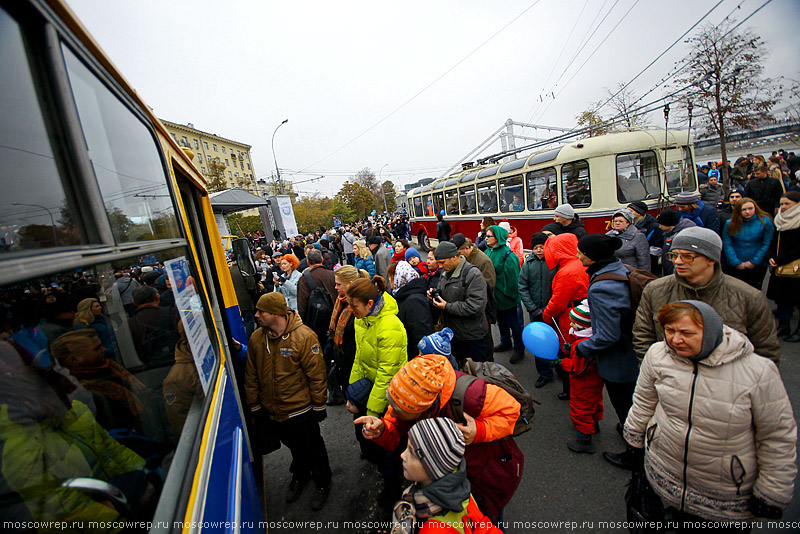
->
xmin=553 ymin=300 xmax=604 ymax=454
xmin=391 ymin=418 xmax=500 ymax=534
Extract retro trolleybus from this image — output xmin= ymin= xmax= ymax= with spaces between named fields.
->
xmin=0 ymin=0 xmax=264 ymax=532
xmin=407 ymin=129 xmax=699 ymax=250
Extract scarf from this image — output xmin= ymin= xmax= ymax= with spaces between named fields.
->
xmin=390 ymin=483 xmax=444 ymax=534
xmin=392 ymin=261 xmax=419 ymax=292
xmin=775 ymin=202 xmax=800 ymax=232
xmin=329 ymin=295 xmax=353 ymax=348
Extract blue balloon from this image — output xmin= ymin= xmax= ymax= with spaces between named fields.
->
xmin=440 ymin=209 xmax=445 ymax=216
xmin=522 ymin=322 xmax=560 ymax=360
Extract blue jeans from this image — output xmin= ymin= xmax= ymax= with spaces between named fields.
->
xmin=496 ymin=306 xmax=523 ymax=355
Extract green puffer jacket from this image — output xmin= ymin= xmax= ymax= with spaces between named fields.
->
xmin=0 ymin=400 xmax=145 ymax=533
xmin=485 ymin=225 xmax=521 ymax=311
xmin=349 ymin=292 xmax=408 ymax=417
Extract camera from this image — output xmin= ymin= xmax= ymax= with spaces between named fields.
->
xmin=429 ymin=288 xmax=441 ymax=300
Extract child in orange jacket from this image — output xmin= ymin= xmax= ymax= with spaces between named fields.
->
xmin=555 ymin=302 xmax=604 ymax=454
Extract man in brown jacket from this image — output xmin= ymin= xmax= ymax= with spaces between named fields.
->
xmin=633 ymin=226 xmax=781 ymax=365
xmin=245 ymin=292 xmax=331 ymax=510
xmin=452 ymin=234 xmax=496 ymax=288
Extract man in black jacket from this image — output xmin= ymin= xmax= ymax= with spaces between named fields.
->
xmin=745 ymin=165 xmax=783 ymax=215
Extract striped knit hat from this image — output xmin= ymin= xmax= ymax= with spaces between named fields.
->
xmin=569 ymin=301 xmax=591 ymax=329
xmin=388 ymin=355 xmax=447 ymax=414
xmin=408 ymin=418 xmax=465 ymax=480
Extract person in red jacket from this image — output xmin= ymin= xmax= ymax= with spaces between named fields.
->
xmin=356 ymin=354 xmax=522 ymax=523
xmin=391 ymin=417 xmax=501 ymax=534
xmin=542 ymin=233 xmax=589 ymax=400
xmin=554 ymin=302 xmax=604 ymax=454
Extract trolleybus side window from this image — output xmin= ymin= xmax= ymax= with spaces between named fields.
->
xmin=561 ymin=160 xmax=591 ymax=207
xmin=459 ymin=185 xmax=476 ymax=215
xmin=0 ymin=8 xmax=80 ymax=253
xmin=432 ymin=192 xmax=444 ymax=215
xmin=413 ymin=196 xmax=424 ymax=218
xmin=62 ymin=47 xmax=181 ymax=244
xmin=422 ymin=194 xmax=434 ymax=216
xmin=526 ymin=167 xmax=557 ymax=210
xmin=445 ymin=189 xmax=459 ymax=215
xmin=499 ymin=175 xmax=524 ymax=212
xmin=477 ymin=182 xmax=498 ymax=213
xmin=665 ymin=146 xmax=697 ymax=195
xmin=616 ymin=151 xmax=660 ymax=202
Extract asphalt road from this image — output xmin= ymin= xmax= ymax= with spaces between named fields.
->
xmin=260 ymin=317 xmax=800 ymax=534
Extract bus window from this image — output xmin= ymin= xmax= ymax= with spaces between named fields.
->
xmin=616 ymin=151 xmax=660 ymax=202
xmin=499 ymin=175 xmax=524 ymax=212
xmin=561 ymin=160 xmax=591 ymax=207
xmin=0 ymin=247 xmax=216 ymax=527
xmin=422 ymin=194 xmax=434 ymax=216
xmin=444 ymin=189 xmax=459 ymax=215
xmin=526 ymin=167 xmax=557 ymax=210
xmin=665 ymin=146 xmax=697 ymax=195
xmin=432 ymin=192 xmax=444 ymax=215
xmin=63 ymin=47 xmax=181 ymax=243
xmin=413 ymin=196 xmax=424 ymax=217
xmin=459 ymin=185 xmax=476 ymax=215
xmin=0 ymin=9 xmax=80 ymax=252
xmin=477 ymin=182 xmax=498 ymax=213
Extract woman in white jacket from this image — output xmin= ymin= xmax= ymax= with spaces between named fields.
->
xmin=624 ymin=300 xmax=796 ymax=525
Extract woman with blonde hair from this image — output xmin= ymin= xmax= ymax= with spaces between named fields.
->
xmin=73 ymin=297 xmax=117 ymax=359
xmin=326 ymin=265 xmax=370 ymax=404
xmin=353 ymin=240 xmax=376 ymax=278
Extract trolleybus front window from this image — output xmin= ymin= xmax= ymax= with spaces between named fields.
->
xmin=616 ymin=151 xmax=660 ymax=202
xmin=413 ymin=196 xmax=423 ymax=217
xmin=0 ymin=8 xmax=79 ymax=253
xmin=526 ymin=167 xmax=557 ymax=210
xmin=62 ymin=46 xmax=180 ymax=244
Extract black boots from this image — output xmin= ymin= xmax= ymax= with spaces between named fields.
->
xmin=567 ymin=431 xmax=595 ymax=454
xmin=785 ymin=320 xmax=800 ymax=343
xmin=603 ymin=445 xmax=644 ymax=471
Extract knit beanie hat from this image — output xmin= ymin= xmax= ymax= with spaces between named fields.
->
xmin=388 ymin=354 xmax=448 ymax=414
xmin=670 ymin=226 xmax=722 ymax=263
xmin=530 ymin=232 xmax=549 ymax=248
xmin=434 ymin=241 xmax=459 ymax=260
xmin=569 ymin=302 xmax=592 ymax=329
xmin=408 ymin=418 xmax=466 ymax=481
xmin=627 ymin=201 xmax=648 ymax=216
xmin=450 ymin=233 xmax=467 ymax=249
xmin=541 ymin=223 xmax=564 ymax=235
xmin=367 ymin=236 xmax=382 ymax=246
xmin=404 ymin=248 xmax=422 ymax=261
xmin=498 ymin=221 xmax=511 ymax=233
xmin=577 ymin=234 xmax=622 ymax=262
xmin=345 ymin=378 xmax=372 ymax=411
xmin=657 ymin=209 xmax=680 ymax=227
xmin=674 ymin=191 xmax=701 ymax=205
xmin=256 ymin=292 xmax=289 ymax=315
xmin=708 ymin=169 xmax=720 ymax=179
xmin=612 ymin=209 xmax=635 ymax=225
xmin=417 ymin=328 xmax=454 ymax=358
xmin=554 ymin=204 xmax=575 ymax=219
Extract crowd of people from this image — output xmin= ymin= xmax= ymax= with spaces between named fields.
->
xmin=233 ymin=152 xmax=799 ymax=532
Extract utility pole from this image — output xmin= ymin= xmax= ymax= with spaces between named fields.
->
xmin=379 ymin=163 xmax=389 ymax=213
xmin=271 ymin=119 xmax=288 ymax=194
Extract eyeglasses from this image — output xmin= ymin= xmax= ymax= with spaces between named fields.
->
xmin=486 ymin=233 xmax=495 ymax=238
xmin=667 ymin=251 xmax=699 ymax=263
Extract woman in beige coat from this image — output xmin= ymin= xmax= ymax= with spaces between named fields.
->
xmin=624 ymin=300 xmax=796 ymax=525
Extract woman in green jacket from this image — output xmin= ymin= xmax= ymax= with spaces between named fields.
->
xmin=346 ymin=275 xmax=408 ymax=506
xmin=485 ymin=224 xmax=524 ymax=363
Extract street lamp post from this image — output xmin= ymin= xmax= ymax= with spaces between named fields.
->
xmin=12 ymin=202 xmax=57 ymax=246
xmin=379 ymin=163 xmax=389 ymax=214
xmin=271 ymin=119 xmax=289 ymax=195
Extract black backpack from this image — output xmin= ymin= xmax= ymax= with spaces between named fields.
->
xmin=302 ymin=270 xmax=334 ymax=341
xmin=592 ymin=264 xmax=657 ymax=330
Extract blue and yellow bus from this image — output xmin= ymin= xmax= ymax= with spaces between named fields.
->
xmin=0 ymin=0 xmax=264 ymax=531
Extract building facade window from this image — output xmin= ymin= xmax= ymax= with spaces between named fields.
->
xmin=232 ymin=160 xmax=237 ymax=168
xmin=213 ymin=144 xmax=217 ymax=152
xmin=221 ymin=146 xmax=226 ymax=154
xmin=181 ymin=136 xmax=188 ymax=146
xmin=193 ymin=139 xmax=199 ymax=149
xmin=204 ymin=141 xmax=209 ymax=150
xmin=228 ymin=171 xmax=232 ymax=178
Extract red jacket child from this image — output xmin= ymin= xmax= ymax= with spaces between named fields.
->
xmin=556 ymin=302 xmax=604 ymax=454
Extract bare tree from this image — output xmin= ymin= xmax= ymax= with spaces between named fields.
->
xmin=605 ymin=83 xmax=650 ymax=129
xmin=672 ymin=19 xmax=780 ymax=187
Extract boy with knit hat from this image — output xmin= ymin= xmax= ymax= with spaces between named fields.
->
xmin=417 ymin=328 xmax=458 ymax=370
xmin=356 ymin=354 xmax=522 ymax=523
xmin=390 ymin=418 xmax=500 ymax=534
xmin=405 ymin=248 xmax=429 ymax=277
xmin=553 ymin=301 xmax=604 ymax=454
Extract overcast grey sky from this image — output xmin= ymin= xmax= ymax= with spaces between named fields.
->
xmin=68 ymin=0 xmax=799 ymax=196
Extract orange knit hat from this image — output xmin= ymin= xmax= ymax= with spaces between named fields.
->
xmin=388 ymin=354 xmax=448 ymax=414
